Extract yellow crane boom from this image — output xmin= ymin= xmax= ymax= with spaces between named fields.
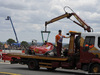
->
xmin=45 ymin=7 xmax=93 ymax=32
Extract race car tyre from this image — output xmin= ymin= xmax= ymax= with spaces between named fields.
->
xmin=28 ymin=49 xmax=32 ymax=55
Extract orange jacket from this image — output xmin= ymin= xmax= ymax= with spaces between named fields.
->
xmin=55 ymin=34 xmax=65 ymax=43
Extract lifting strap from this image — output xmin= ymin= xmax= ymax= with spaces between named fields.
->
xmin=41 ymin=31 xmax=51 ymax=43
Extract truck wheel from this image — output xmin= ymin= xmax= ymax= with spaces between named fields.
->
xmin=82 ymin=64 xmax=88 ymax=71
xmin=47 ymin=68 xmax=56 ymax=71
xmin=89 ymin=64 xmax=100 ymax=73
xmin=28 ymin=60 xmax=39 ymax=70
xmin=10 ymin=58 xmax=17 ymax=64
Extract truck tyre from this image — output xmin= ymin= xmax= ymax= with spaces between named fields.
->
xmin=28 ymin=60 xmax=39 ymax=70
xmin=82 ymin=64 xmax=88 ymax=71
xmin=89 ymin=64 xmax=100 ymax=73
xmin=47 ymin=68 xmax=56 ymax=71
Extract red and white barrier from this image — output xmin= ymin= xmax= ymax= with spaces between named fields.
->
xmin=0 ymin=50 xmax=25 ymax=53
xmin=0 ymin=50 xmax=2 ymax=53
xmin=0 ymin=50 xmax=25 ymax=60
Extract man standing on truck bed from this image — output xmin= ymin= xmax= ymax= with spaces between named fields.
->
xmin=55 ymin=30 xmax=68 ymax=56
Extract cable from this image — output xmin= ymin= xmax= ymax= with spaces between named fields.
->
xmin=64 ymin=6 xmax=75 ymax=13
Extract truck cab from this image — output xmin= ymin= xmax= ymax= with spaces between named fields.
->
xmin=67 ymin=31 xmax=100 ymax=73
xmin=80 ymin=32 xmax=100 ymax=60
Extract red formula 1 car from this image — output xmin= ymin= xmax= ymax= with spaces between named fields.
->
xmin=28 ymin=42 xmax=56 ymax=56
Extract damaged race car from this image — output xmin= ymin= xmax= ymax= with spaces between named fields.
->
xmin=28 ymin=42 xmax=56 ymax=56
xmin=26 ymin=30 xmax=56 ymax=56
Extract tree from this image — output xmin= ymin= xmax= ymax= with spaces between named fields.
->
xmin=0 ymin=42 xmax=3 ymax=46
xmin=7 ymin=38 xmax=15 ymax=46
xmin=21 ymin=41 xmax=29 ymax=47
xmin=0 ymin=42 xmax=3 ymax=49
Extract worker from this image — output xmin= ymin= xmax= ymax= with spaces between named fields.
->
xmin=42 ymin=41 xmax=47 ymax=46
xmin=4 ymin=43 xmax=8 ymax=50
xmin=55 ymin=30 xmax=68 ymax=56
xmin=44 ymin=41 xmax=47 ymax=45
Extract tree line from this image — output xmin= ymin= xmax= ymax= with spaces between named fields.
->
xmin=6 ymin=38 xmax=29 ymax=47
xmin=0 ymin=38 xmax=30 ymax=50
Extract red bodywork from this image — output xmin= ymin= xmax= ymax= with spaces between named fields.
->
xmin=29 ymin=42 xmax=54 ymax=55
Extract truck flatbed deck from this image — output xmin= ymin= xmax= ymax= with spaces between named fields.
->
xmin=7 ymin=53 xmax=68 ymax=61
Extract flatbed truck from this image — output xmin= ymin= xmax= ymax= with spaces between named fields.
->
xmin=2 ymin=31 xmax=100 ymax=74
xmin=2 ymin=7 xmax=100 ymax=74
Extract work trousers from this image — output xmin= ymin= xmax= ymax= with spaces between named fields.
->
xmin=57 ymin=42 xmax=62 ymax=56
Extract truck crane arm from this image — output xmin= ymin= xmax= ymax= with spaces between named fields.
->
xmin=71 ymin=13 xmax=92 ymax=32
xmin=45 ymin=12 xmax=72 ymax=31
xmin=45 ymin=7 xmax=93 ymax=32
xmin=45 ymin=12 xmax=72 ymax=25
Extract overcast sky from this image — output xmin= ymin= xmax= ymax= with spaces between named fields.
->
xmin=0 ymin=0 xmax=100 ymax=43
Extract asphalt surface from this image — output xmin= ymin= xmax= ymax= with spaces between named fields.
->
xmin=0 ymin=61 xmax=88 ymax=75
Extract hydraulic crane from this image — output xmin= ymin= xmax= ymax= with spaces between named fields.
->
xmin=43 ymin=6 xmax=94 ymax=55
xmin=6 ymin=16 xmax=20 ymax=46
xmin=44 ymin=6 xmax=93 ymax=32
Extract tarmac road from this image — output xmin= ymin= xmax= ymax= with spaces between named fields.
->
xmin=0 ymin=61 xmax=88 ymax=75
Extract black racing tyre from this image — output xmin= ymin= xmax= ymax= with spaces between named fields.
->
xmin=32 ymin=50 xmax=35 ymax=55
xmin=44 ymin=52 xmax=49 ymax=56
xmin=89 ymin=64 xmax=100 ymax=73
xmin=28 ymin=50 xmax=32 ymax=55
xmin=28 ymin=60 xmax=39 ymax=70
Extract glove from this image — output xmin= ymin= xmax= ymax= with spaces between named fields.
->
xmin=55 ymin=42 xmax=57 ymax=47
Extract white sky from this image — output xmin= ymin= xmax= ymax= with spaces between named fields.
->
xmin=0 ymin=0 xmax=100 ymax=43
